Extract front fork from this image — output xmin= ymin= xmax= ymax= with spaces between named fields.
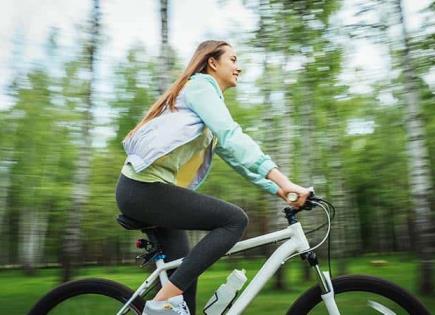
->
xmin=302 ymin=251 xmax=340 ymax=315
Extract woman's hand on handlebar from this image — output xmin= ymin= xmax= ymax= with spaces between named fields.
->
xmin=276 ymin=183 xmax=311 ymax=209
xmin=266 ymin=168 xmax=312 ymax=208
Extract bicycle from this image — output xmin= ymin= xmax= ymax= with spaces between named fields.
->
xmin=29 ymin=192 xmax=430 ymax=314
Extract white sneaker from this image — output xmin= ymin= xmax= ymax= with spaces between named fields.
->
xmin=142 ymin=295 xmax=191 ymax=315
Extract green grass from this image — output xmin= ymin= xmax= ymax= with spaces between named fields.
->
xmin=1 ymin=254 xmax=434 ymax=314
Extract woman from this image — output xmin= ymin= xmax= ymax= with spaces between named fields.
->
xmin=115 ymin=40 xmax=310 ymax=315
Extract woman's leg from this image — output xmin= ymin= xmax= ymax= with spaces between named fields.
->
xmin=151 ymin=227 xmax=197 ymax=314
xmin=116 ymin=174 xmax=248 ymax=312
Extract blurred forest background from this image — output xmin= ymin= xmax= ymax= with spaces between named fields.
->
xmin=0 ymin=0 xmax=434 ymax=301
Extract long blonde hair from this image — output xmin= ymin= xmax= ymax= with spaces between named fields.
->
xmin=124 ymin=40 xmax=230 ymax=140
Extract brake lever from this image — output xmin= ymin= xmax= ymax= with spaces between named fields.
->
xmin=301 ymin=191 xmax=322 ymax=210
xmin=301 ymin=201 xmax=315 ymax=210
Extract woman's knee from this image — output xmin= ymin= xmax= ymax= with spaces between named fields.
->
xmin=239 ymin=209 xmax=249 ymax=230
xmin=227 ymin=206 xmax=249 ymax=233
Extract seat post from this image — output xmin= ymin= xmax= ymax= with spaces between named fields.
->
xmin=143 ymin=229 xmax=159 ymax=246
xmin=142 ymin=229 xmax=170 ymax=286
xmin=116 ymin=215 xmax=170 ymax=285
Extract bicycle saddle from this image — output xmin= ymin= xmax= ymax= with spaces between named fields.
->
xmin=116 ymin=214 xmax=157 ymax=231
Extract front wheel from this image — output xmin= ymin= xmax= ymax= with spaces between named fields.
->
xmin=28 ymin=278 xmax=145 ymax=315
xmin=287 ymin=275 xmax=430 ymax=315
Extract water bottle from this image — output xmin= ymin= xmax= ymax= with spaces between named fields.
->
xmin=203 ymin=269 xmax=247 ymax=315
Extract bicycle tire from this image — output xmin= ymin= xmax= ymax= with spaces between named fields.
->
xmin=28 ymin=278 xmax=145 ymax=315
xmin=287 ymin=274 xmax=430 ymax=315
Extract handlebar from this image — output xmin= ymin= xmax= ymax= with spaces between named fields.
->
xmin=286 ymin=189 xmax=322 ymax=211
xmin=282 ymin=190 xmax=335 ymax=278
xmin=284 ymin=189 xmax=335 ymax=231
xmin=283 ymin=189 xmax=335 ymax=227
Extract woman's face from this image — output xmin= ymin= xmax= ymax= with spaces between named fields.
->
xmin=208 ymin=45 xmax=242 ymax=92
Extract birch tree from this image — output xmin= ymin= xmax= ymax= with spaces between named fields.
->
xmin=61 ymin=0 xmax=101 ymax=281
xmin=395 ymin=0 xmax=434 ymax=294
xmin=344 ymin=0 xmax=434 ymax=294
xmin=158 ymin=0 xmax=171 ymax=94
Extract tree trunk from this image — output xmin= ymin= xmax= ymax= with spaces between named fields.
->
xmin=61 ymin=0 xmax=100 ymax=282
xmin=158 ymin=0 xmax=170 ymax=94
xmin=0 ymin=162 xmax=10 ymax=265
xmin=330 ymin=125 xmax=361 ymax=272
xmin=396 ymin=0 xmax=434 ymax=295
xmin=19 ymin=208 xmax=48 ymax=275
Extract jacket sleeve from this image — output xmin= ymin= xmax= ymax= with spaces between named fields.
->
xmin=183 ymin=78 xmax=280 ymax=195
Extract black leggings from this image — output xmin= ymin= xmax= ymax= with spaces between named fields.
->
xmin=115 ymin=174 xmax=248 ymax=314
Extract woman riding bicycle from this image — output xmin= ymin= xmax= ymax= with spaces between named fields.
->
xmin=115 ymin=40 xmax=311 ymax=315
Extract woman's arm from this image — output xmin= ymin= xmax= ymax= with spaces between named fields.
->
xmin=266 ymin=168 xmax=310 ymax=208
xmin=184 ymin=77 xmax=279 ymax=194
xmin=184 ymin=76 xmax=310 ymax=203
xmin=184 ymin=78 xmax=274 ymax=176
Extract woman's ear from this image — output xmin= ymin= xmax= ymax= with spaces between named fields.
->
xmin=208 ymin=57 xmax=217 ymax=71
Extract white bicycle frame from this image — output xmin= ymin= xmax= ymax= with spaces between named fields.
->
xmin=117 ymin=221 xmax=340 ymax=315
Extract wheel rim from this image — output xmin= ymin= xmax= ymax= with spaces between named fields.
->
xmin=42 ymin=293 xmax=141 ymax=315
xmin=308 ymin=291 xmax=414 ymax=314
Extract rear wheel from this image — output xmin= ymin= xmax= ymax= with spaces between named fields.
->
xmin=28 ymin=278 xmax=145 ymax=315
xmin=287 ymin=275 xmax=430 ymax=315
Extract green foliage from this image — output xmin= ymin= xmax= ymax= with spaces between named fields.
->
xmin=1 ymin=255 xmax=434 ymax=314
xmin=1 ymin=0 xmax=433 ymax=288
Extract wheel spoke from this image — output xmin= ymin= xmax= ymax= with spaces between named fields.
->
xmin=368 ymin=300 xmax=397 ymax=315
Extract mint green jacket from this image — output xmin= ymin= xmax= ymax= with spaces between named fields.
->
xmin=122 ymin=73 xmax=279 ymax=194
